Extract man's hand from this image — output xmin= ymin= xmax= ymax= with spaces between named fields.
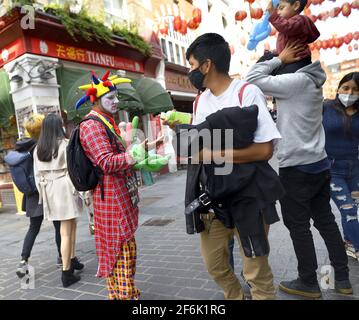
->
xmin=278 ymin=41 xmax=306 ymax=64
xmin=146 ymin=135 xmax=164 ymax=151
xmin=162 ymin=119 xmax=181 ymax=131
xmin=266 ymin=0 xmax=276 ymax=15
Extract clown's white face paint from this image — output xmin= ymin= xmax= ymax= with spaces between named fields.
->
xmin=100 ymin=91 xmax=119 ymax=114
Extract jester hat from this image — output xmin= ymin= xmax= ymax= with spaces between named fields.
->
xmin=75 ymin=70 xmax=131 ymax=109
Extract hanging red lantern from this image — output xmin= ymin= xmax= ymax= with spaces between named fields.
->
xmin=318 ymin=11 xmax=329 ymax=21
xmin=348 ymin=45 xmax=353 ymax=52
xmin=235 ymin=10 xmax=247 ymax=21
xmin=341 ymin=3 xmax=352 ymax=16
xmin=329 ymin=7 xmax=341 ymax=18
xmin=192 ymin=8 xmax=202 ymax=24
xmin=251 ymin=8 xmax=263 ymax=19
xmin=354 ymin=43 xmax=359 ymax=50
xmin=322 ymin=40 xmax=330 ymax=49
xmin=187 ymin=18 xmax=199 ymax=30
xmin=347 ymin=32 xmax=354 ymax=41
xmin=315 ymin=40 xmax=322 ymax=50
xmin=159 ymin=20 xmax=169 ymax=36
xmin=246 ymin=0 xmax=256 ymax=4
xmin=352 ymin=0 xmax=359 ymax=9
xmin=328 ymin=38 xmax=335 ymax=49
xmin=173 ymin=16 xmax=182 ymax=32
xmin=344 ymin=35 xmax=352 ymax=44
xmin=354 ymin=31 xmax=359 ymax=40
xmin=180 ymin=19 xmax=187 ymax=35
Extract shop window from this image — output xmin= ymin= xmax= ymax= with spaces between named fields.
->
xmin=175 ymin=44 xmax=181 ymax=65
xmin=160 ymin=38 xmax=168 ymax=62
xmin=168 ymin=41 xmax=175 ymax=63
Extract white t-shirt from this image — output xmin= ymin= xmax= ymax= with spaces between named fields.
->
xmin=192 ymin=79 xmax=281 ymax=143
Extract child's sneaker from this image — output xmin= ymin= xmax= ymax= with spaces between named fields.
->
xmin=16 ymin=260 xmax=28 ymax=279
xmin=344 ymin=241 xmax=357 ymax=259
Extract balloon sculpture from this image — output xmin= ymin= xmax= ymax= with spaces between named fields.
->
xmin=247 ymin=0 xmax=280 ymax=51
xmin=125 ymin=116 xmax=171 ymax=172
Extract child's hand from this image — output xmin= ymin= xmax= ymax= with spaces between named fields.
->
xmin=266 ymin=0 xmax=276 ymax=15
xmin=278 ymin=40 xmax=306 ymax=64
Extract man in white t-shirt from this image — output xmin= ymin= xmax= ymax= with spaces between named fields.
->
xmin=173 ymin=33 xmax=281 ymax=300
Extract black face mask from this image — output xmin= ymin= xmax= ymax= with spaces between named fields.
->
xmin=188 ymin=64 xmax=206 ymax=92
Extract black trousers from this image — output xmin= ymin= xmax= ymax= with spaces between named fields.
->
xmin=21 ymin=215 xmax=61 ymax=261
xmin=279 ymin=167 xmax=349 ymax=284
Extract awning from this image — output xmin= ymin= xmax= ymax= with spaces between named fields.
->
xmin=0 ymin=69 xmax=15 ymax=128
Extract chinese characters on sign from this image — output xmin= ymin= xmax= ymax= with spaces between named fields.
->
xmin=31 ymin=38 xmax=143 ymax=73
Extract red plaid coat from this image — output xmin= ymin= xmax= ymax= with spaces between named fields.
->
xmin=80 ymin=112 xmax=139 ymax=278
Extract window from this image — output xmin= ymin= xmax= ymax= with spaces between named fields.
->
xmin=175 ymin=44 xmax=181 ymax=65
xmin=103 ymin=0 xmax=126 ymax=26
xmin=182 ymin=47 xmax=187 ymax=65
xmin=222 ymin=16 xmax=227 ymax=29
xmin=161 ymin=38 xmax=168 ymax=61
xmin=168 ymin=41 xmax=175 ymax=63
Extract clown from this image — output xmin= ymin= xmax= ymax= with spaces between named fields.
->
xmin=75 ymin=70 xmax=166 ymax=300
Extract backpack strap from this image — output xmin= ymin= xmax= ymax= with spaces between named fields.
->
xmin=238 ymin=82 xmax=250 ymax=107
xmin=79 ymin=116 xmax=120 ymax=201
xmin=193 ymin=93 xmax=201 ymax=116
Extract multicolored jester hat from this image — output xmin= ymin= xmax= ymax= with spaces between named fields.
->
xmin=75 ymin=70 xmax=170 ymax=172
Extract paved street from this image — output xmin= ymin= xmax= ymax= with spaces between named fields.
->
xmin=0 ymin=166 xmax=359 ymax=300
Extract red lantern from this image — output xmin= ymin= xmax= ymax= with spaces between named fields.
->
xmin=348 ymin=45 xmax=353 ymax=52
xmin=328 ymin=38 xmax=335 ymax=49
xmin=321 ymin=40 xmax=329 ymax=50
xmin=245 ymin=0 xmax=256 ymax=4
xmin=347 ymin=32 xmax=353 ymax=41
xmin=180 ymin=19 xmax=187 ymax=35
xmin=344 ymin=35 xmax=352 ymax=45
xmin=329 ymin=7 xmax=341 ymax=18
xmin=173 ymin=16 xmax=182 ymax=32
xmin=354 ymin=43 xmax=358 ymax=50
xmin=251 ymin=8 xmax=263 ymax=19
xmin=318 ymin=11 xmax=329 ymax=21
xmin=187 ymin=19 xmax=198 ymax=30
xmin=159 ymin=21 xmax=168 ymax=36
xmin=352 ymin=0 xmax=359 ymax=9
xmin=341 ymin=3 xmax=352 ymax=16
xmin=354 ymin=31 xmax=359 ymax=40
xmin=235 ymin=10 xmax=247 ymax=21
xmin=193 ymin=8 xmax=202 ymax=24
xmin=315 ymin=40 xmax=322 ymax=50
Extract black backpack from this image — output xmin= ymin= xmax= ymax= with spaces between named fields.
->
xmin=4 ymin=150 xmax=37 ymax=195
xmin=66 ymin=116 xmax=120 ymax=200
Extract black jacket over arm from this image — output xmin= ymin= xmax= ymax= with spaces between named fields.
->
xmin=173 ymin=105 xmax=285 ymax=257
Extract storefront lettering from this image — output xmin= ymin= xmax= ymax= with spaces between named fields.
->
xmin=86 ymin=51 xmax=115 ymax=67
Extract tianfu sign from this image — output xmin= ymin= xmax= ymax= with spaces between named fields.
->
xmin=29 ymin=38 xmax=144 ymax=73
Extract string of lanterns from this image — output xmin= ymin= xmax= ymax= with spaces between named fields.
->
xmin=310 ymin=31 xmax=359 ymax=53
xmin=158 ymin=7 xmax=202 ymax=36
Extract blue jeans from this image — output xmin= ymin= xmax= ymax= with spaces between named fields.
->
xmin=330 ymin=159 xmax=359 ymax=251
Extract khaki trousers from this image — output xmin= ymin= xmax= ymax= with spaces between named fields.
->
xmin=200 ymin=213 xmax=276 ymax=300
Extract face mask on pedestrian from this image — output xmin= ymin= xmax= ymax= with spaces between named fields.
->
xmin=338 ymin=94 xmax=359 ymax=108
xmin=188 ymin=61 xmax=208 ymax=92
xmin=100 ymin=92 xmax=119 ymax=114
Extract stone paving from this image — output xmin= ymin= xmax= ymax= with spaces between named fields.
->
xmin=0 ymin=166 xmax=358 ymax=300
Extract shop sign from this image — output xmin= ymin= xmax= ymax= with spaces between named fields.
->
xmin=165 ymin=70 xmax=197 ymax=93
xmin=0 ymin=39 xmax=26 ymax=68
xmin=29 ymin=38 xmax=144 ymax=73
